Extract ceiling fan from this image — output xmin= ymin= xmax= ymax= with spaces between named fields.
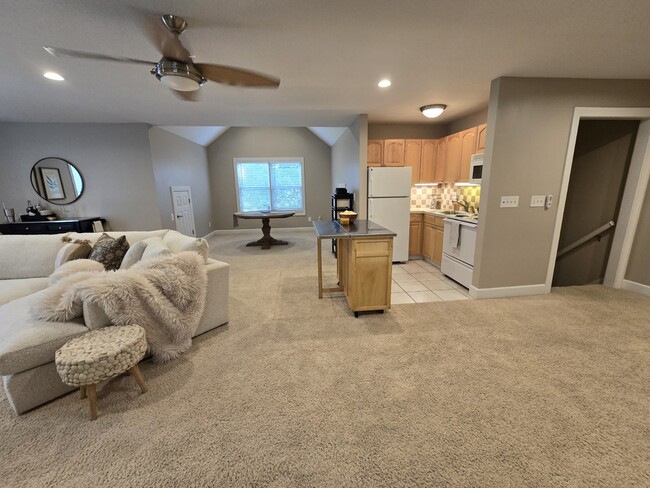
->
xmin=43 ymin=14 xmax=280 ymax=101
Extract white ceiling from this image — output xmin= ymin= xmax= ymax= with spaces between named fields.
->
xmin=159 ymin=126 xmax=229 ymax=146
xmin=2 ymin=0 xmax=650 ymax=127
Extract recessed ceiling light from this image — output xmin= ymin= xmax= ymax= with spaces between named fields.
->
xmin=378 ymin=79 xmax=391 ymax=88
xmin=44 ymin=72 xmax=64 ymax=81
xmin=420 ymin=104 xmax=447 ymax=118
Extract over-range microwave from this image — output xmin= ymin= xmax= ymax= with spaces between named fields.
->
xmin=470 ymin=153 xmax=484 ymax=183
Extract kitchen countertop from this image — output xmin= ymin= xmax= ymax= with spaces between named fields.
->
xmin=410 ymin=208 xmax=479 ymax=225
xmin=313 ymin=219 xmax=397 ymax=239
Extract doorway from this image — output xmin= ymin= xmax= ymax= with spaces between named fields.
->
xmin=171 ymin=186 xmax=196 ymax=237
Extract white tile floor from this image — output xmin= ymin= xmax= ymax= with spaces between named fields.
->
xmin=391 ymin=260 xmax=471 ymax=304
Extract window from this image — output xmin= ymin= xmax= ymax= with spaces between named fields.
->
xmin=234 ymin=158 xmax=305 ymax=213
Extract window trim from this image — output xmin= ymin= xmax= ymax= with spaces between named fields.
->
xmin=233 ymin=157 xmax=306 ymax=215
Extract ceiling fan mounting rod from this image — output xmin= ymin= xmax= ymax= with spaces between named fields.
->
xmin=162 ymin=14 xmax=187 ymax=35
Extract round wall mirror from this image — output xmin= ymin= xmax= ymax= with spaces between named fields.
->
xmin=30 ymin=157 xmax=84 ymax=205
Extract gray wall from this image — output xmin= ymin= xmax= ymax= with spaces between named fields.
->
xmin=0 ymin=123 xmax=161 ymax=231
xmin=368 ymin=123 xmax=447 ymax=140
xmin=474 ymin=77 xmax=650 ymax=290
xmin=332 ymin=116 xmax=366 ymax=215
xmin=447 ymin=108 xmax=489 ymax=134
xmin=207 ymin=127 xmax=332 ymax=230
xmin=149 ymin=127 xmax=213 ymax=237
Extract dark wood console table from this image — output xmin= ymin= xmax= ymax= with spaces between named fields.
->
xmin=233 ymin=211 xmax=295 ymax=250
xmin=0 ymin=217 xmax=105 ymax=235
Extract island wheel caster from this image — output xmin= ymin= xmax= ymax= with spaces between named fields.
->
xmin=354 ymin=311 xmax=359 ymax=318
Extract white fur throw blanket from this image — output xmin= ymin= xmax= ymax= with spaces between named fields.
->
xmin=32 ymin=252 xmax=207 ymax=362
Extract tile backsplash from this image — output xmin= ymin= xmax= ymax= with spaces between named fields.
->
xmin=410 ymin=184 xmax=481 ymax=212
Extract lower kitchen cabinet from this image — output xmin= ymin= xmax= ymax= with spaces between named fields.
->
xmin=409 ymin=213 xmax=423 ymax=257
xmin=421 ymin=214 xmax=445 ymax=266
xmin=339 ymin=236 xmax=394 ymax=315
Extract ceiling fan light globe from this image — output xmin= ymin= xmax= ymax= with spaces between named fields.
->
xmin=151 ymin=60 xmax=206 ymax=92
xmin=161 ymin=75 xmax=201 ymax=92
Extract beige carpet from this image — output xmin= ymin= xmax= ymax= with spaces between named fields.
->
xmin=1 ymin=228 xmax=649 ymax=487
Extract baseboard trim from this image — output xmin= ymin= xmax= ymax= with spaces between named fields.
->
xmin=469 ymin=283 xmax=548 ymax=299
xmin=620 ymin=279 xmax=650 ymax=297
xmin=204 ymin=227 xmax=315 ymax=238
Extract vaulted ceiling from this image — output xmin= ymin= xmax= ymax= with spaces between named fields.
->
xmin=2 ymin=0 xmax=650 ymax=127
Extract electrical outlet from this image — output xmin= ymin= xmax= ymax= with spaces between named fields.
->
xmin=530 ymin=195 xmax=545 ymax=207
xmin=308 ymin=216 xmax=312 ymax=222
xmin=208 ymin=221 xmax=212 ymax=228
xmin=500 ymin=196 xmax=519 ymax=208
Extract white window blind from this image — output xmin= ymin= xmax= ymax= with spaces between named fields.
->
xmin=234 ymin=158 xmax=305 ymax=213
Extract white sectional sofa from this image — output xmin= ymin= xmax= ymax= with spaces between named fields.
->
xmin=0 ymin=230 xmax=229 ymax=414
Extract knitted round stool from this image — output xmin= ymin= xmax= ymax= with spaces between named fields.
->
xmin=56 ymin=325 xmax=148 ymax=420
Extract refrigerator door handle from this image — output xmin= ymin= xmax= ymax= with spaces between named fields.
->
xmin=368 ymin=199 xmax=372 ymax=218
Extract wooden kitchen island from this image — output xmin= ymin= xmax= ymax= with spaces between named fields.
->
xmin=313 ymin=220 xmax=396 ymax=317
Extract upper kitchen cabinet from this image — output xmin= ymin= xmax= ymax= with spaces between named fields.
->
xmin=458 ymin=126 xmax=478 ymax=181
xmin=435 ymin=138 xmax=447 ymax=182
xmin=404 ymin=139 xmax=423 ymax=184
xmin=367 ymin=140 xmax=384 ymax=167
xmin=476 ymin=124 xmax=487 ymax=154
xmin=383 ymin=139 xmax=405 ymax=166
xmin=445 ymin=132 xmax=462 ymax=182
xmin=420 ymin=139 xmax=438 ymax=183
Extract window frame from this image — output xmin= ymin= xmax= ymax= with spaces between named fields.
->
xmin=233 ymin=157 xmax=306 ymax=215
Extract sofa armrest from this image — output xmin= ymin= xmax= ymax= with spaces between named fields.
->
xmin=194 ymin=258 xmax=230 ymax=336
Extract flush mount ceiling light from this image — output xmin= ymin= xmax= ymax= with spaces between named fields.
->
xmin=420 ymin=104 xmax=447 ymax=118
xmin=43 ymin=71 xmax=64 ymax=81
xmin=378 ymin=79 xmax=392 ymax=88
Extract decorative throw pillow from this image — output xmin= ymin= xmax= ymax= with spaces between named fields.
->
xmin=88 ymin=233 xmax=129 ymax=271
xmin=162 ymin=231 xmax=209 ymax=263
xmin=141 ymin=236 xmax=172 ymax=261
xmin=119 ymin=240 xmax=148 ymax=269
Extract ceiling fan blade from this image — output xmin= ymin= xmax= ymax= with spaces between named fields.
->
xmin=43 ymin=47 xmax=154 ymax=66
xmin=140 ymin=16 xmax=192 ymax=62
xmin=195 ymin=63 xmax=280 ymax=88
xmin=171 ymin=89 xmax=200 ymax=102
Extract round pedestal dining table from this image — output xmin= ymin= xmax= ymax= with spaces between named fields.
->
xmin=233 ymin=211 xmax=295 ymax=250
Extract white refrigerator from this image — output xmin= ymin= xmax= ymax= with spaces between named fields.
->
xmin=368 ymin=167 xmax=412 ymax=262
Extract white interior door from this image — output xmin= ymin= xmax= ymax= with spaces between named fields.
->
xmin=171 ymin=186 xmax=196 ymax=236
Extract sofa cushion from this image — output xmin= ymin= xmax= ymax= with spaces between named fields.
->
xmin=0 ymin=278 xmax=50 ymax=306
xmin=163 ymin=230 xmax=208 ymax=263
xmin=0 ymin=234 xmax=68 ymax=280
xmin=0 ymin=290 xmax=88 ymax=375
xmin=88 ymin=233 xmax=130 ymax=271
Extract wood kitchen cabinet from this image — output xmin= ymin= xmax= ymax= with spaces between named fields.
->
xmin=404 ymin=139 xmax=422 ymax=184
xmin=445 ymin=132 xmax=462 ymax=182
xmin=367 ymin=140 xmax=384 ymax=167
xmin=422 ymin=214 xmax=445 ymax=266
xmin=476 ymin=124 xmax=487 ymax=154
xmin=459 ymin=126 xmax=478 ymax=181
xmin=435 ymin=138 xmax=447 ymax=182
xmin=383 ymin=139 xmax=405 ymax=166
xmin=444 ymin=127 xmax=478 ymax=182
xmin=339 ymin=236 xmax=394 ymax=314
xmin=420 ymin=139 xmax=438 ymax=183
xmin=409 ymin=213 xmax=423 ymax=257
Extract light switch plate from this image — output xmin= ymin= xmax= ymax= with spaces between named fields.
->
xmin=500 ymin=196 xmax=519 ymax=208
xmin=530 ymin=195 xmax=545 ymax=207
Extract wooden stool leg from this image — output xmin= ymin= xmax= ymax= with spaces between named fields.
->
xmin=80 ymin=385 xmax=87 ymax=399
xmin=87 ymin=384 xmax=98 ymax=421
xmin=128 ymin=365 xmax=148 ymax=394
